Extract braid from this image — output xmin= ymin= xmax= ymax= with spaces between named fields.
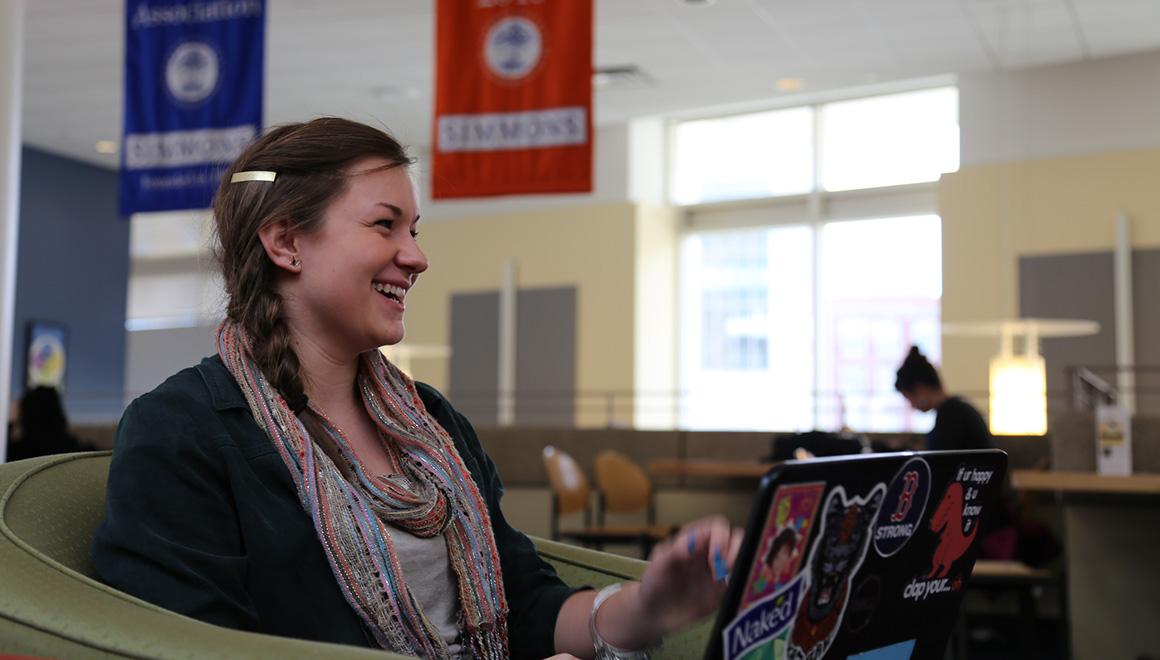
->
xmin=235 ymin=270 xmax=353 ymax=477
xmin=219 ymin=215 xmax=303 ymax=406
xmin=249 ymin=288 xmax=305 ymax=406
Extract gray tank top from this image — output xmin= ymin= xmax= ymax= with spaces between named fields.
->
xmin=387 ymin=525 xmax=464 ymax=657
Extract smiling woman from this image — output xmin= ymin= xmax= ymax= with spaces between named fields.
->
xmin=90 ymin=118 xmax=742 ymax=660
xmin=265 ymin=161 xmax=427 ymax=354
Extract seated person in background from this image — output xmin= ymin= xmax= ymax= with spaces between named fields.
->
xmin=92 ymin=118 xmax=741 ymax=660
xmin=893 ymin=347 xmax=1056 ymax=563
xmin=6 ymin=385 xmax=91 ymax=461
xmin=894 ymin=346 xmax=991 ymax=452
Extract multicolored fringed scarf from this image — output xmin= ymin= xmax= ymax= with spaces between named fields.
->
xmin=217 ymin=322 xmax=509 ymax=658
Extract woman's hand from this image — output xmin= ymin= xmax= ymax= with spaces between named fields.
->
xmin=554 ymin=516 xmax=745 ymax=657
xmin=636 ymin=515 xmax=745 ymax=637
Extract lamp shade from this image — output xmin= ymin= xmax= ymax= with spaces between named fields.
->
xmin=988 ymin=355 xmax=1047 ymax=436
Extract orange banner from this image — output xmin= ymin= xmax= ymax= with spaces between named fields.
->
xmin=433 ymin=0 xmax=593 ymax=199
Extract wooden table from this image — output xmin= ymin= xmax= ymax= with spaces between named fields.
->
xmin=1010 ymin=470 xmax=1160 ymax=495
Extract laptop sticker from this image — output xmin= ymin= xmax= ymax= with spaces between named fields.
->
xmin=740 ymin=482 xmax=826 ymax=611
xmin=722 ymin=575 xmax=805 ymax=660
xmin=786 ymin=483 xmax=886 ymax=660
xmin=873 ymin=457 xmax=932 ymax=558
xmin=847 ymin=639 xmax=917 ymax=660
xmin=902 ymin=463 xmax=996 ymax=602
xmin=842 ymin=575 xmax=882 ymax=635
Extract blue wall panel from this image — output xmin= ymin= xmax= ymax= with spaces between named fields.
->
xmin=12 ymin=148 xmax=130 ymax=422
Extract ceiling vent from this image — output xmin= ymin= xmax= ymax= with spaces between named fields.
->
xmin=593 ymin=65 xmax=653 ymax=89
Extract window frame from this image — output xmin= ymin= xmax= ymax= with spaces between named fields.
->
xmin=671 ymin=84 xmax=956 ymax=432
xmin=667 ymin=81 xmax=958 ymax=208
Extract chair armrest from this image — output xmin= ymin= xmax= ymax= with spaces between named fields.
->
xmin=0 ymin=455 xmax=406 ymax=659
xmin=531 ymin=535 xmax=647 ymax=583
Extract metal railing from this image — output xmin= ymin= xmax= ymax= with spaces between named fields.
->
xmin=1068 ymin=367 xmax=1118 ymax=411
xmin=1065 ymin=365 xmax=1160 ymax=412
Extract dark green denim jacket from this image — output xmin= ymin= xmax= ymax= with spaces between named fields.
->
xmin=93 ymin=356 xmax=577 ymax=659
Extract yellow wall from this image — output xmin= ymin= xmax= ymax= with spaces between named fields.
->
xmin=401 ymin=202 xmax=639 ymax=427
xmin=939 ymin=146 xmax=1160 ymax=409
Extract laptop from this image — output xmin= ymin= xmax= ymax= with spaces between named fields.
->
xmin=704 ymin=449 xmax=1008 ymax=660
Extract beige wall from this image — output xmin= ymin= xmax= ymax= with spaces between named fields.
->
xmin=959 ymin=49 xmax=1160 ymax=167
xmin=402 ymin=202 xmax=639 ymax=427
xmin=939 ymin=146 xmax=1160 ymax=411
xmin=633 ymin=203 xmax=680 ymax=429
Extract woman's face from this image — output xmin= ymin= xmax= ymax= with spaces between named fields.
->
xmin=285 ymin=158 xmax=427 ymax=358
xmin=902 ymin=385 xmax=935 ymax=412
xmin=771 ymin=545 xmax=794 ymax=576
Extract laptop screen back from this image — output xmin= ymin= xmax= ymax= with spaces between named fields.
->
xmin=705 ymin=450 xmax=1007 ymax=660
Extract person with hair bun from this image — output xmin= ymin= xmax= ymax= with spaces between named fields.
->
xmin=92 ymin=118 xmax=739 ymax=660
xmin=893 ymin=348 xmax=1057 ymax=564
xmin=894 ymin=345 xmax=992 ymax=452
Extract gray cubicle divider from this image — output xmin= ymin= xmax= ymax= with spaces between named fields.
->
xmin=450 ymin=286 xmax=576 ymax=427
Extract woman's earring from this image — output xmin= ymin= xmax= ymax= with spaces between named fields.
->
xmin=290 ymin=256 xmax=301 ymax=269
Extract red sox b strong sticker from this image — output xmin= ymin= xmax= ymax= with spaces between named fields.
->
xmin=873 ymin=458 xmax=932 ymax=559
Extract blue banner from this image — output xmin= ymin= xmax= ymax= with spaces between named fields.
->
xmin=120 ymin=0 xmax=265 ymax=215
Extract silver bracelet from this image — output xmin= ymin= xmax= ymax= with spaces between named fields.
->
xmin=589 ymin=583 xmax=659 ymax=660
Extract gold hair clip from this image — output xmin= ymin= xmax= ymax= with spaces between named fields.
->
xmin=230 ymin=170 xmax=277 ymax=183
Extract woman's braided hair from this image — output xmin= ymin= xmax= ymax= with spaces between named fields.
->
xmin=212 ymin=118 xmax=413 ymax=406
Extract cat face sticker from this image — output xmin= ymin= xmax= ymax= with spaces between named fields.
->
xmin=787 ymin=483 xmax=886 ymax=660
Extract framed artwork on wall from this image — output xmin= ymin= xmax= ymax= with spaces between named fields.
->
xmin=26 ymin=320 xmax=68 ymax=390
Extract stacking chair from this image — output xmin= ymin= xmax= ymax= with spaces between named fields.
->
xmin=592 ymin=450 xmax=678 ymax=556
xmin=541 ymin=446 xmax=676 ymax=557
xmin=541 ymin=445 xmax=595 ymax=538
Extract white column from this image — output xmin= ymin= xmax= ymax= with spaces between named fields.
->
xmin=497 ymin=260 xmax=517 ymax=426
xmin=0 ymin=0 xmax=26 ymax=463
xmin=1114 ymin=212 xmax=1135 ymax=414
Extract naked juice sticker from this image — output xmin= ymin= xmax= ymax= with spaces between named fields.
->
xmin=721 ymin=483 xmax=824 ymax=660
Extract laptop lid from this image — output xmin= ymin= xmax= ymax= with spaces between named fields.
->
xmin=704 ymin=449 xmax=1008 ymax=660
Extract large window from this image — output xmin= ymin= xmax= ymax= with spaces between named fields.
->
xmin=679 ymin=216 xmax=940 ymax=433
xmin=679 ymin=226 xmax=815 ymax=431
xmin=672 ymin=86 xmax=957 ymax=205
xmin=671 ymin=107 xmax=814 ymax=205
xmin=126 ymin=211 xmax=224 ymax=331
xmin=819 ymin=87 xmax=959 ymax=192
xmin=814 ymin=216 xmax=942 ymax=432
xmin=674 ymin=86 xmax=956 ymax=432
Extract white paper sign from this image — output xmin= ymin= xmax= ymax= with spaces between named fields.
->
xmin=1096 ymin=405 xmax=1132 ymax=476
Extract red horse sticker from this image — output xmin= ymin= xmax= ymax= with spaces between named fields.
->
xmin=927 ymin=482 xmax=976 ymax=578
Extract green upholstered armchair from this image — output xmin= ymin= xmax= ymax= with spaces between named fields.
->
xmin=0 ymin=452 xmax=711 ymax=659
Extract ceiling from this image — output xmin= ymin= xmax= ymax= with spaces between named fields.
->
xmin=21 ymin=0 xmax=1160 ymax=169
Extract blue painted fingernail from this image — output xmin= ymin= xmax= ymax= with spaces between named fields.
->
xmin=687 ymin=531 xmax=696 ymax=554
xmin=713 ymin=549 xmax=728 ymax=583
